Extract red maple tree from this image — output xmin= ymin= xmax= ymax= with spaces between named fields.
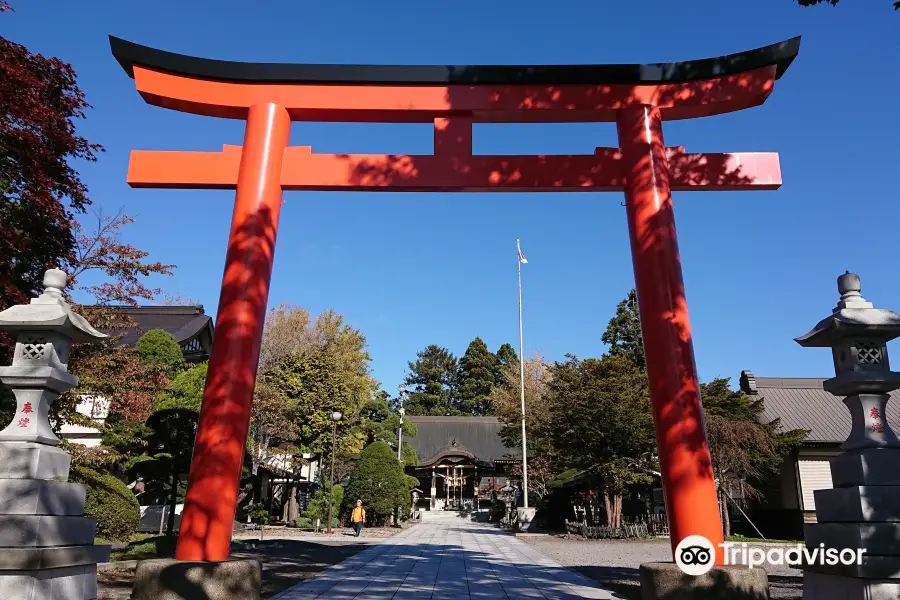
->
xmin=0 ymin=31 xmax=102 ymax=362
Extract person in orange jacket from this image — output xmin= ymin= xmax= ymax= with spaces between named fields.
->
xmin=351 ymin=499 xmax=366 ymax=537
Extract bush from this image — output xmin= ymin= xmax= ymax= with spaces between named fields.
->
xmin=342 ymin=442 xmax=412 ymax=525
xmin=293 ymin=516 xmax=337 ymax=529
xmin=306 ymin=482 xmax=343 ymax=525
xmin=135 ymin=329 xmax=184 ymax=372
xmin=153 ymin=362 xmax=208 ymax=412
xmin=245 ymin=502 xmax=270 ymax=524
xmin=70 ymin=466 xmax=140 ymax=542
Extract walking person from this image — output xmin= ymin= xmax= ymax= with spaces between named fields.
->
xmin=351 ymin=499 xmax=366 ymax=537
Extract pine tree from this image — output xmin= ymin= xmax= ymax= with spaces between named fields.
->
xmin=602 ymin=289 xmax=645 ymax=368
xmin=494 ymin=343 xmax=518 ymax=388
xmin=456 ymin=337 xmax=497 ymax=415
xmin=403 ymin=345 xmax=458 ymax=415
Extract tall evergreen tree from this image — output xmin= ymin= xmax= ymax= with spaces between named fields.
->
xmin=602 ymin=289 xmax=645 ymax=368
xmin=456 ymin=337 xmax=497 ymax=415
xmin=404 ymin=345 xmax=459 ymax=415
xmin=494 ymin=343 xmax=518 ymax=388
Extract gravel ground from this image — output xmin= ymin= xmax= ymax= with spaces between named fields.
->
xmin=520 ymin=535 xmax=802 ymax=600
xmin=97 ymin=529 xmax=398 ymax=600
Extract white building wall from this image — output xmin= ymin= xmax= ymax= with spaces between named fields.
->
xmin=58 ymin=394 xmax=108 ymax=447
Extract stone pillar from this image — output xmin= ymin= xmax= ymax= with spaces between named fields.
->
xmin=431 ymin=467 xmax=437 ymax=510
xmin=796 ymin=272 xmax=900 ymax=599
xmin=0 ymin=269 xmax=110 ymax=600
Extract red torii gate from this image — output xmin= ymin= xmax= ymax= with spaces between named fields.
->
xmin=110 ymin=35 xmax=800 ymax=563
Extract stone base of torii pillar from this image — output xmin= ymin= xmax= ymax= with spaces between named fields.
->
xmin=0 ymin=269 xmax=110 ymax=599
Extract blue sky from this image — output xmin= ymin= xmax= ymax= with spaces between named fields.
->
xmin=6 ymin=0 xmax=900 ymax=395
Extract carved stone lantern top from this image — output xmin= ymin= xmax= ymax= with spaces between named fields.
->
xmin=795 ymin=273 xmax=900 ymax=447
xmin=0 ymin=268 xmax=107 ymax=343
xmin=795 ymin=271 xmax=900 ymax=348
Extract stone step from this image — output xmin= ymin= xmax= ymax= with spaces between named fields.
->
xmin=804 ymin=570 xmax=900 ymax=600
xmin=0 ymin=479 xmax=85 ymax=516
xmin=830 ymin=449 xmax=900 ymax=487
xmin=815 ymin=486 xmax=900 ymax=522
xmin=802 ymin=554 xmax=900 ymax=580
xmin=0 ymin=544 xmax=110 ymax=571
xmin=805 ymin=522 xmax=900 ymax=556
xmin=0 ymin=515 xmax=96 ymax=547
xmin=0 ymin=564 xmax=98 ymax=600
xmin=0 ymin=443 xmax=71 ymax=481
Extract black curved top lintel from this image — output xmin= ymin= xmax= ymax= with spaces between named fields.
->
xmin=109 ymin=35 xmax=800 ymax=87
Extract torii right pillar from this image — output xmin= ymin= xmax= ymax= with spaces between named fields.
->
xmin=616 ymin=103 xmax=725 ymax=554
xmin=619 ymin=104 xmax=772 ymax=598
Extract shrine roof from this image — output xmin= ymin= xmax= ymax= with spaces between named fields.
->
xmin=109 ymin=36 xmax=800 ymax=86
xmin=739 ymin=371 xmax=900 ymax=444
xmin=405 ymin=416 xmax=520 ymax=466
xmin=78 ymin=305 xmax=213 ymax=348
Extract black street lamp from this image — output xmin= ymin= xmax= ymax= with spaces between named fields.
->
xmin=326 ymin=410 xmax=343 ymax=534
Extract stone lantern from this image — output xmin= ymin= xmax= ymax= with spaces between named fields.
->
xmin=796 ymin=271 xmax=900 ymax=599
xmin=0 ymin=268 xmax=110 ymax=599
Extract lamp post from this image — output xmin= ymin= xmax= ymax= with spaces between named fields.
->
xmin=397 ymin=384 xmax=408 ymax=461
xmin=326 ymin=410 xmax=343 ymax=534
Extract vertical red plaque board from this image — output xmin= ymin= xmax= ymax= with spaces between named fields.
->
xmin=110 ymin=35 xmax=800 ymax=563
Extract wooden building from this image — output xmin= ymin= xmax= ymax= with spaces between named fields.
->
xmin=739 ymin=370 xmax=900 ymax=539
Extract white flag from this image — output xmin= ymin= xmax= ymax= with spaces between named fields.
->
xmin=517 ymin=240 xmax=528 ymax=264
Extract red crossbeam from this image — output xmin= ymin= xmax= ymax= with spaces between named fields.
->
xmin=127 ymin=145 xmax=781 ymax=192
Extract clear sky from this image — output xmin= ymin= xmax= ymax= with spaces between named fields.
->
xmin=6 ymin=0 xmax=900 ymax=396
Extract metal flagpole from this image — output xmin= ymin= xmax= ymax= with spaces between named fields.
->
xmin=517 ymin=238 xmax=529 ymax=508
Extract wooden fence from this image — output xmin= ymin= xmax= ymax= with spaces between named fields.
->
xmin=564 ymin=513 xmax=669 ymax=539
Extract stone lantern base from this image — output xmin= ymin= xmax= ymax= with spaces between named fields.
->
xmin=803 ymin=448 xmax=900 ymax=599
xmin=0 ymin=442 xmax=110 ymax=600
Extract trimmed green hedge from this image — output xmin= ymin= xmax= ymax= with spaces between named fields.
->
xmin=70 ymin=466 xmax=140 ymax=542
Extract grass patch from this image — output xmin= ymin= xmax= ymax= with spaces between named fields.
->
xmin=100 ymin=534 xmax=246 ymax=562
xmin=725 ymin=534 xmax=800 ymax=544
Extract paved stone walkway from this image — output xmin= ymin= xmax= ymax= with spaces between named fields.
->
xmin=270 ymin=515 xmax=619 ymax=599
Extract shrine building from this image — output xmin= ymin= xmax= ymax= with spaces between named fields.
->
xmin=403 ymin=416 xmax=522 ymax=512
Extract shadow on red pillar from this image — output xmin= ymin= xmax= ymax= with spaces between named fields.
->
xmin=175 ymin=103 xmax=291 ymax=561
xmin=616 ymin=105 xmax=725 ymax=564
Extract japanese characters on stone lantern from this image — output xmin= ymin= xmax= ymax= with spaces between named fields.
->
xmin=795 ymin=271 xmax=900 ymax=450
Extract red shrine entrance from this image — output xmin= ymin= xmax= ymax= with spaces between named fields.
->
xmin=110 ymin=35 xmax=800 ymax=563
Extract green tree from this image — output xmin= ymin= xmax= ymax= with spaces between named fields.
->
xmin=456 ymin=337 xmax=497 ymax=415
xmin=700 ymin=377 xmax=808 ymax=536
xmin=404 ymin=345 xmax=459 ymax=415
xmin=342 ymin=442 xmax=413 ymax=526
xmin=154 ymin=361 xmax=207 ymax=412
xmin=305 ymin=482 xmax=344 ymax=529
xmin=546 ymin=354 xmax=657 ymax=528
xmin=126 ymin=362 xmax=206 ymax=535
xmin=493 ymin=343 xmax=518 ymax=388
xmin=135 ymin=329 xmax=184 ymax=375
xmin=601 ymin=289 xmax=644 ymax=369
xmin=129 ymin=407 xmax=198 ymax=535
xmin=265 ymin=351 xmax=365 ymax=460
xmin=357 ymin=392 xmax=418 ymax=465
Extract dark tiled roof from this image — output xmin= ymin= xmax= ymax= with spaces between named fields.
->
xmin=81 ymin=305 xmax=213 ymax=346
xmin=740 ymin=371 xmax=900 ymax=444
xmin=405 ymin=416 xmax=521 ymax=466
